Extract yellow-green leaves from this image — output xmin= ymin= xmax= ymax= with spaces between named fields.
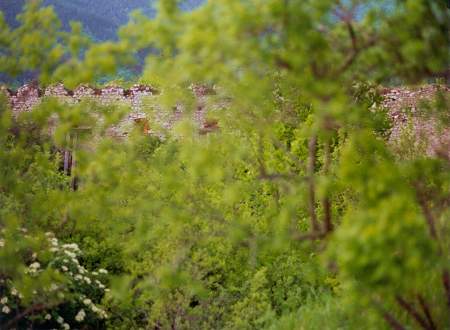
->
xmin=1 ymin=0 xmax=450 ymax=328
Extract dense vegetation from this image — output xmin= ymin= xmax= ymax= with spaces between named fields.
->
xmin=1 ymin=0 xmax=449 ymax=329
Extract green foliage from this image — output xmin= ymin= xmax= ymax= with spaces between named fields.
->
xmin=1 ymin=1 xmax=450 ymax=329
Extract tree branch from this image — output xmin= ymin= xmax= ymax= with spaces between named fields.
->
xmin=395 ymin=295 xmax=432 ymax=330
xmin=335 ymin=35 xmax=377 ymax=76
xmin=5 ymin=302 xmax=59 ymax=329
xmin=271 ymin=139 xmax=305 ymax=170
xmin=374 ymin=301 xmax=406 ymax=330
xmin=256 ymin=136 xmax=300 ymax=182
xmin=382 ymin=311 xmax=407 ymax=330
xmin=346 ymin=20 xmax=358 ymax=53
xmin=258 ymin=172 xmax=305 ymax=182
xmin=332 ymin=3 xmax=379 ymax=76
xmin=292 ymin=230 xmax=329 ymax=241
xmin=413 ymin=183 xmax=438 ymax=240
xmin=417 ymin=295 xmax=437 ymax=330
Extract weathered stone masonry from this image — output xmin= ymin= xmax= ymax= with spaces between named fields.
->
xmin=381 ymin=85 xmax=450 ymax=159
xmin=1 ymin=83 xmax=449 ymax=158
xmin=1 ymin=83 xmax=210 ymax=138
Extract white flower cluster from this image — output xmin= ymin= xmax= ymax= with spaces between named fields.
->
xmin=1 ymin=231 xmax=110 ymax=327
xmin=48 ymin=236 xmax=109 ymax=296
xmin=81 ymin=296 xmax=108 ymax=319
xmin=26 ymin=261 xmax=41 ymax=275
xmin=46 ymin=233 xmax=110 ymax=321
xmin=55 ymin=315 xmax=71 ymax=329
xmin=0 ymin=283 xmax=24 ymax=316
xmin=1 ymin=296 xmax=10 ymax=314
xmin=75 ymin=308 xmax=86 ymax=322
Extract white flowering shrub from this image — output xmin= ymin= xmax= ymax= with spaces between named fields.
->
xmin=0 ymin=231 xmax=109 ymax=329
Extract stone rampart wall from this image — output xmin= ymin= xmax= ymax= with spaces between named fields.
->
xmin=1 ymin=83 xmax=449 ymax=158
xmin=1 ymin=83 xmax=209 ymax=138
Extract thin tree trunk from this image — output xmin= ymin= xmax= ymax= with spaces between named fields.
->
xmin=71 ymin=134 xmax=78 ymax=191
xmin=443 ymin=269 xmax=450 ymax=309
xmin=63 ymin=134 xmax=71 ymax=176
xmin=322 ymin=138 xmax=333 ymax=233
xmin=307 ymin=134 xmax=320 ymax=232
xmin=414 ymin=185 xmax=438 ymax=240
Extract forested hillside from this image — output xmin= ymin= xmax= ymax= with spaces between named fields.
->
xmin=0 ymin=1 xmax=449 ymax=330
xmin=0 ymin=0 xmax=204 ymax=85
xmin=0 ymin=0 xmax=203 ymax=40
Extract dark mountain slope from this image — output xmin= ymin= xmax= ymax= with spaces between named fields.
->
xmin=0 ymin=0 xmax=204 ymax=40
